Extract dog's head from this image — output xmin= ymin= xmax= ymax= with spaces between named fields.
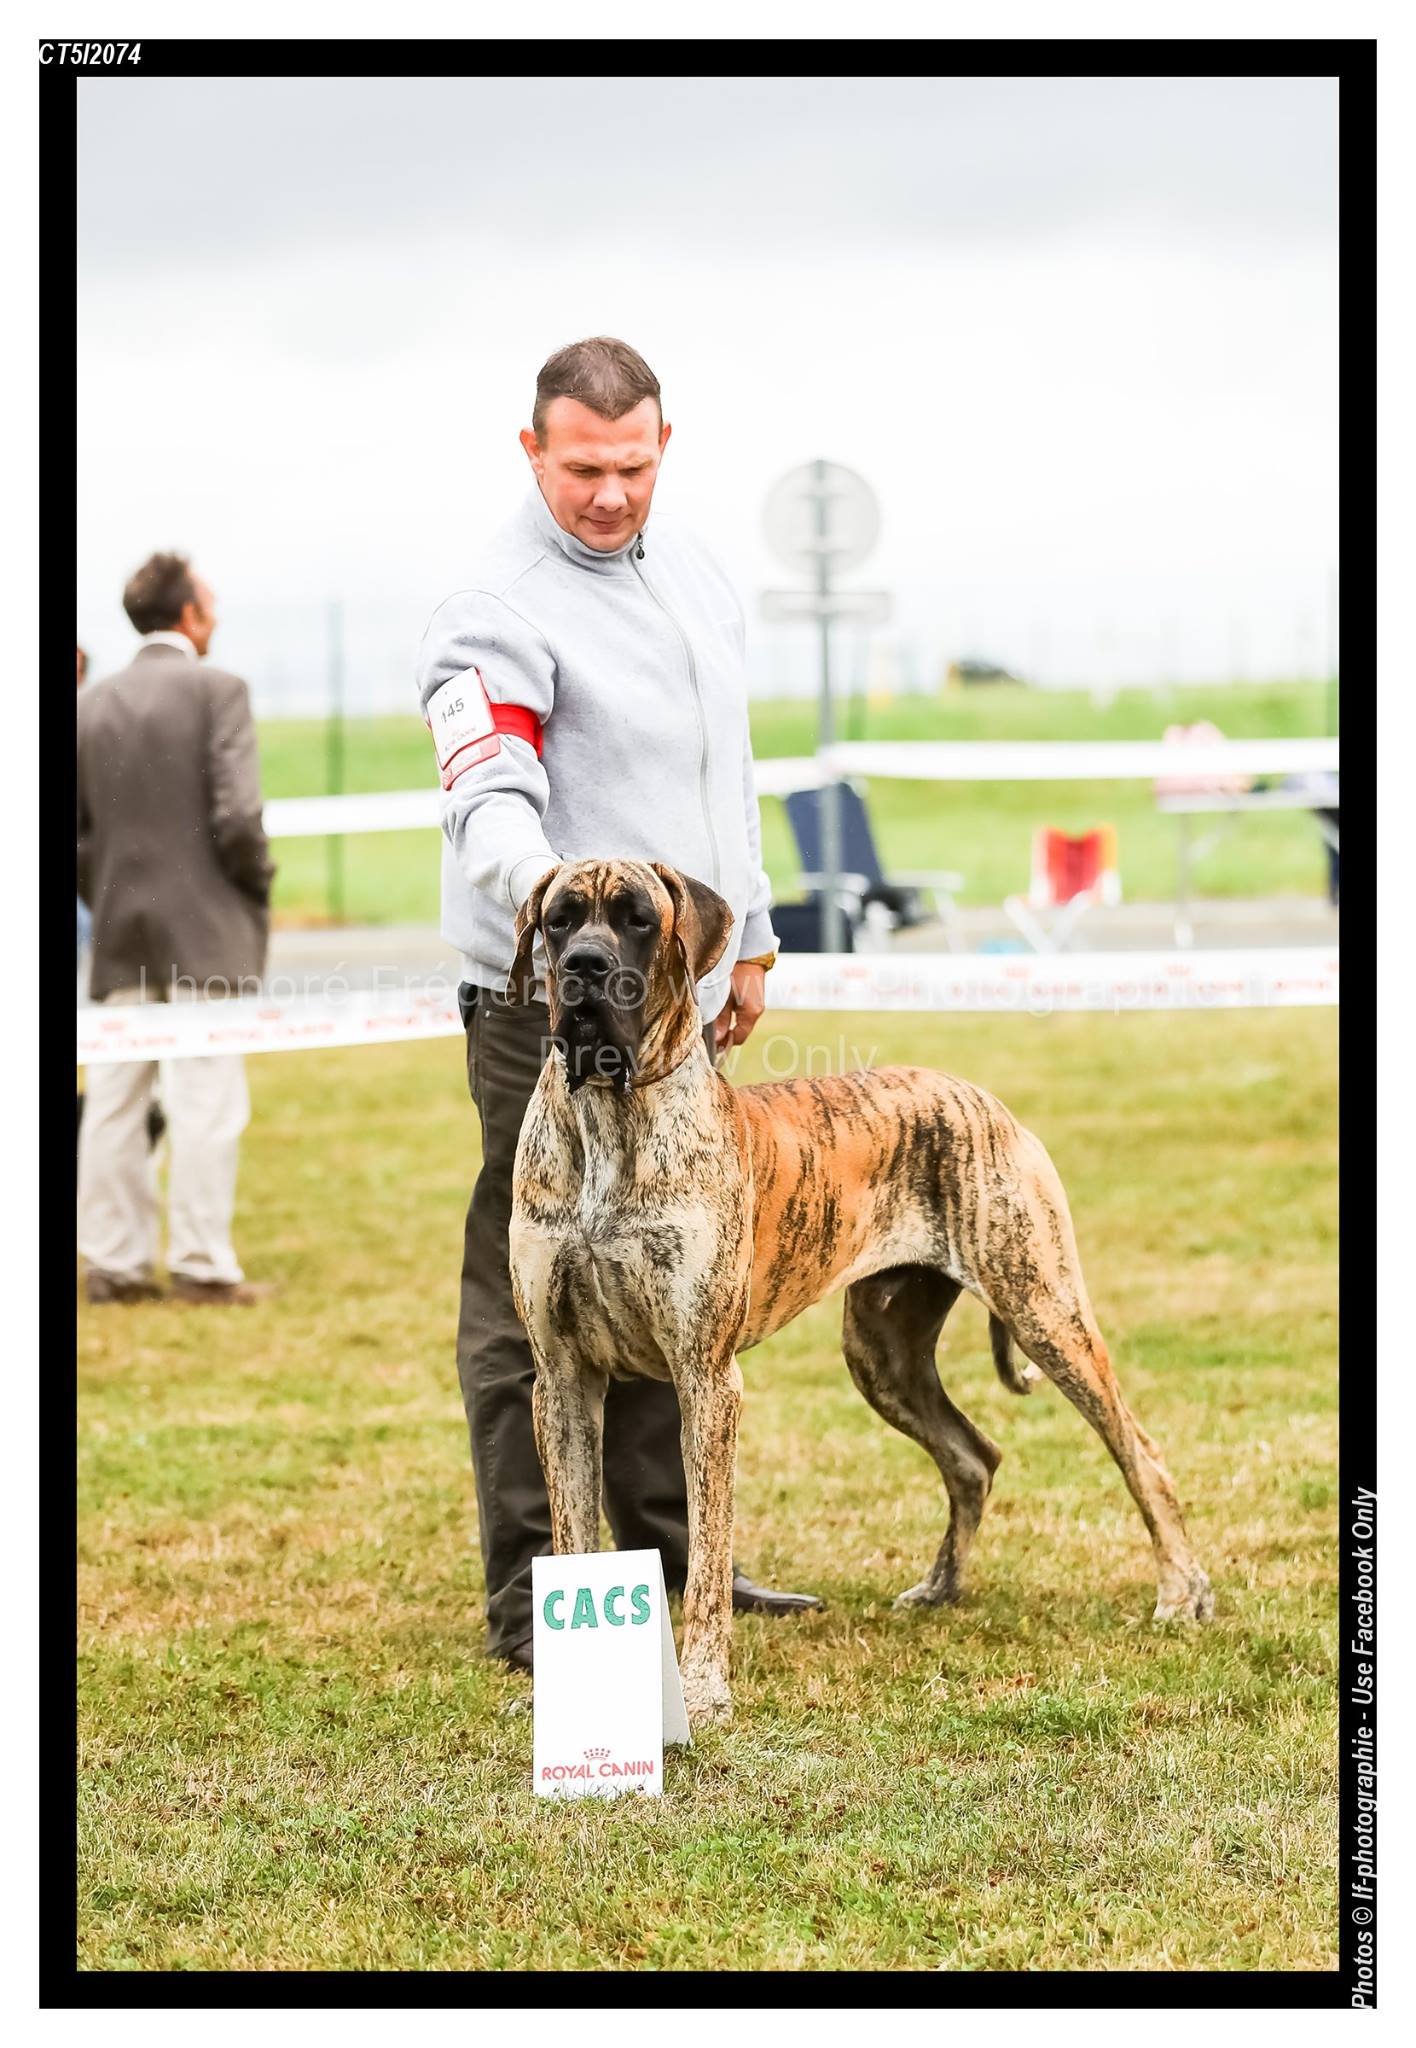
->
xmin=507 ymin=858 xmax=733 ymax=1092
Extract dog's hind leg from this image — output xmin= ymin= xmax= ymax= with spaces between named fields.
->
xmin=532 ymin=1364 xmax=608 ymax=1557
xmin=1003 ymin=1300 xmax=1212 ymax=1622
xmin=842 ymin=1265 xmax=1002 ymax=1609
xmin=985 ymin=1148 xmax=1213 ymax=1623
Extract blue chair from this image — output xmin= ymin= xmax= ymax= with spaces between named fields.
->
xmin=782 ymin=781 xmax=965 ymax=951
xmin=769 ymin=899 xmax=856 ymax=954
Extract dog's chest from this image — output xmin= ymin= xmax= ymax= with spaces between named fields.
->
xmin=514 ymin=1082 xmax=733 ymax=1379
xmin=552 ymin=1227 xmax=678 ymax=1380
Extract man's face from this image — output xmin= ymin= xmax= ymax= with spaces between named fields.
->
xmin=179 ymin=575 xmax=218 ymax=657
xmin=520 ymin=396 xmax=671 ymax=552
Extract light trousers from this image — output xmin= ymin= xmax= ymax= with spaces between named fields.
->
xmin=76 ymin=985 xmax=250 ymax=1288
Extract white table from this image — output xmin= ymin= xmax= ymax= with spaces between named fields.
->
xmin=1155 ymin=787 xmax=1339 ymax=945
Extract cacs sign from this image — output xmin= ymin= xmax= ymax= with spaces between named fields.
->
xmin=542 ymin=1581 xmax=652 ymax=1631
xmin=532 ymin=1550 xmax=690 ymax=1801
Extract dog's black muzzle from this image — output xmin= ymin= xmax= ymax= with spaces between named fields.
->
xmin=553 ymin=948 xmax=647 ymax=1095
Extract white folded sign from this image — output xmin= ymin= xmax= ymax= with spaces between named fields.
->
xmin=531 ymin=1550 xmax=691 ymax=1800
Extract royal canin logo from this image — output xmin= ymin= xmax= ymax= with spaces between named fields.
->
xmin=540 ymin=1751 xmax=656 ymax=1783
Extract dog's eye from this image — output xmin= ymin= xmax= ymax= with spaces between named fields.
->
xmin=627 ymin=915 xmax=655 ymax=933
xmin=546 ymin=914 xmax=570 ymax=934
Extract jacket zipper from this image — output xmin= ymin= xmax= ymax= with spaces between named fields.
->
xmin=629 ymin=539 xmax=721 ymax=891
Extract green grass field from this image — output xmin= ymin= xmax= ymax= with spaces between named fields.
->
xmin=77 ymin=1004 xmax=1338 ymax=1971
xmin=261 ymin=680 xmax=1335 ymax=927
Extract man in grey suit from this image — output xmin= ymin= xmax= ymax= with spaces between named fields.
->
xmin=77 ymin=553 xmax=276 ymax=1306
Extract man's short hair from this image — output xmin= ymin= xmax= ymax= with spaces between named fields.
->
xmin=123 ymin=551 xmax=197 ymax=635
xmin=532 ymin=337 xmax=662 ymax=443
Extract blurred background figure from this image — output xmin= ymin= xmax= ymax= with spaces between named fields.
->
xmin=76 ymin=553 xmax=277 ymax=1306
xmin=77 ymin=634 xmax=167 ymax=1155
xmin=78 ymin=642 xmax=167 ymax=1152
xmin=76 ymin=645 xmax=92 ymax=970
xmin=77 ymin=644 xmax=93 ymax=1160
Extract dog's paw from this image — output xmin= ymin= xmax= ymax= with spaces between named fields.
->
xmin=1153 ymin=1567 xmax=1214 ymax=1624
xmin=893 ymin=1578 xmax=957 ymax=1611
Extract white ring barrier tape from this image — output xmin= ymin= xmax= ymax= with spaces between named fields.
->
xmin=264 ymin=788 xmax=441 ymax=837
xmin=773 ymin=948 xmax=1338 ymax=1013
xmin=745 ymin=756 xmax=825 ymax=797
xmin=262 ymin=741 xmax=1339 ymax=838
xmin=76 ymin=948 xmax=1338 ymax=1066
xmin=78 ymin=989 xmax=461 ymax=1066
xmin=820 ymin=738 xmax=1339 ymax=783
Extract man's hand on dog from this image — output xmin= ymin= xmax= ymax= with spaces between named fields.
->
xmin=713 ymin=961 xmax=766 ymax=1052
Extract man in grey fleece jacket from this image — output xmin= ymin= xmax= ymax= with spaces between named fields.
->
xmin=416 ymin=337 xmax=821 ymax=1670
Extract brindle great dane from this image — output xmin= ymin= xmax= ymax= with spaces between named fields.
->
xmin=506 ymin=857 xmax=1213 ymax=1727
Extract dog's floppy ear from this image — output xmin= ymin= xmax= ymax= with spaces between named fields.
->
xmin=649 ymin=864 xmax=735 ymax=992
xmin=506 ymin=863 xmax=564 ymax=1003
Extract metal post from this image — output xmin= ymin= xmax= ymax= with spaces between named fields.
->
xmin=814 ymin=460 xmax=845 ymax=954
xmin=846 ymin=626 xmax=867 ymax=743
xmin=326 ymin=599 xmax=345 ymax=925
xmin=1175 ymin=813 xmax=1193 ymax=951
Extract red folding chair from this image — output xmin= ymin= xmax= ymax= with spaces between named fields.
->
xmin=1005 ymin=825 xmax=1121 ymax=952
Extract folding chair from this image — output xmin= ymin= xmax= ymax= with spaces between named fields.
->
xmin=1004 ymin=825 xmax=1121 ymax=952
xmin=783 ymin=781 xmax=966 ymax=952
xmin=768 ymin=900 xmax=857 ymax=954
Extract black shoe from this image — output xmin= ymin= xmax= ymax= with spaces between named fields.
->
xmin=731 ymin=1571 xmax=824 ymax=1617
xmin=84 ymin=1271 xmax=165 ymax=1305
xmin=170 ymin=1276 xmax=279 ymax=1308
xmin=495 ymin=1636 xmax=534 ymax=1674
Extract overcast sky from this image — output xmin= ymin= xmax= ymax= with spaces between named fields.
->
xmin=76 ymin=74 xmax=1339 ymax=710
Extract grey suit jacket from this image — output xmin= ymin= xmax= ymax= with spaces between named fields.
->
xmin=76 ymin=644 xmax=275 ymax=1000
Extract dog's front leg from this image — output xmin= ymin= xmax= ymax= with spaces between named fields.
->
xmin=674 ymin=1353 xmax=744 ymax=1728
xmin=532 ymin=1363 xmax=608 ymax=1557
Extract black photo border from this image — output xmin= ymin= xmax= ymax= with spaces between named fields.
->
xmin=45 ymin=34 xmax=1371 ymax=2010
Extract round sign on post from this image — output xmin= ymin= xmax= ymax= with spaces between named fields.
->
xmin=763 ymin=461 xmax=881 ymax=580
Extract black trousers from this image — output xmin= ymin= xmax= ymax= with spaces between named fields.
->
xmin=457 ymin=983 xmax=714 ymax=1657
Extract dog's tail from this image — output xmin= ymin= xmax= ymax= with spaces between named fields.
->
xmin=990 ymin=1314 xmax=1042 ymax=1395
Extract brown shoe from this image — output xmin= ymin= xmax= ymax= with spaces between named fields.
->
xmin=169 ymin=1276 xmax=279 ymax=1308
xmin=84 ymin=1272 xmax=165 ymax=1305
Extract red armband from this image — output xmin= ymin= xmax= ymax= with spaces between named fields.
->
xmin=489 ymin=702 xmax=543 ymax=757
xmin=425 ymin=669 xmax=544 ymax=790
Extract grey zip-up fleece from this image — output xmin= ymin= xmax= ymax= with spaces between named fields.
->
xmin=416 ymin=485 xmax=778 ymax=1023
